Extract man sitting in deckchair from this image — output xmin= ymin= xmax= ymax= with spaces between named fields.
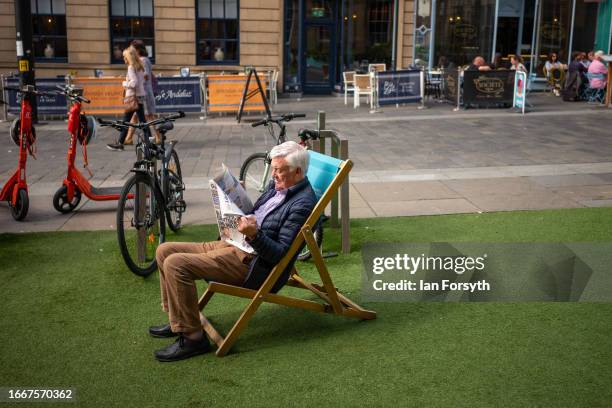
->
xmin=151 ymin=141 xmax=317 ymax=362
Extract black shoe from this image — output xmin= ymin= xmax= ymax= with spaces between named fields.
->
xmin=149 ymin=323 xmax=177 ymax=338
xmin=107 ymin=143 xmax=124 ymax=151
xmin=154 ymin=334 xmax=212 ymax=362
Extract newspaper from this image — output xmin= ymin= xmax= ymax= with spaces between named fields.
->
xmin=210 ymin=164 xmax=255 ymax=254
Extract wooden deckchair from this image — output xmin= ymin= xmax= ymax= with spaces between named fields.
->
xmin=198 ymin=151 xmax=377 ymax=357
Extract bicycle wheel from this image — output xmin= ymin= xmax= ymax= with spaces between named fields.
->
xmin=165 ymin=149 xmax=185 ymax=232
xmin=240 ymin=152 xmax=270 ymax=194
xmin=117 ymin=173 xmax=165 ymax=277
xmin=298 ymin=223 xmax=323 ymax=261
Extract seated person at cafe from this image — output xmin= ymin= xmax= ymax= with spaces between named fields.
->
xmin=510 ymin=55 xmax=527 ymax=73
xmin=562 ymin=51 xmax=587 ymax=101
xmin=467 ymin=56 xmax=492 ymax=71
xmin=587 ymin=50 xmax=608 ymax=90
xmin=581 ymin=51 xmax=593 ymax=69
xmin=544 ymin=52 xmax=565 ymax=76
xmin=149 ymin=141 xmax=317 ymax=362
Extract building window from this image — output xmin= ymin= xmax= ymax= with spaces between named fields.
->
xmin=434 ymin=0 xmax=496 ymax=68
xmin=341 ymin=0 xmax=394 ymax=72
xmin=110 ymin=0 xmax=155 ymax=64
xmin=196 ymin=0 xmax=239 ymax=64
xmin=31 ymin=0 xmax=68 ymax=62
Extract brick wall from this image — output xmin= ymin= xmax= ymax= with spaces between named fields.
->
xmin=401 ymin=0 xmax=414 ymax=69
xmin=0 ymin=0 xmax=16 ymax=73
xmin=66 ymin=0 xmax=109 ymax=66
xmin=154 ymin=0 xmax=196 ymax=67
xmin=239 ymin=0 xmax=282 ymax=69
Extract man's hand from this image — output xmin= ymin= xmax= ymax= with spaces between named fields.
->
xmin=238 ymin=215 xmax=258 ymax=239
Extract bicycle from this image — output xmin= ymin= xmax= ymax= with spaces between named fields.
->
xmin=240 ymin=113 xmax=325 ymax=261
xmin=1 ymin=85 xmax=56 ymax=220
xmin=97 ymin=111 xmax=186 ymax=276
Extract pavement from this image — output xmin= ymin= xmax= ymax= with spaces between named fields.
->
xmin=1 ymin=93 xmax=612 ymax=233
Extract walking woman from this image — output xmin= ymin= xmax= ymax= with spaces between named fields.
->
xmin=124 ymin=40 xmax=160 ymax=144
xmin=107 ymin=46 xmax=150 ymax=151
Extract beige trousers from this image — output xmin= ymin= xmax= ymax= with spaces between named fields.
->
xmin=156 ymin=240 xmax=254 ymax=333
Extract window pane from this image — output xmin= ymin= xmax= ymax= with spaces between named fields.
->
xmin=126 ymin=0 xmax=139 ymax=16
xmin=226 ymin=0 xmax=238 ymax=19
xmin=31 ymin=0 xmax=37 ymax=13
xmin=225 ymin=40 xmax=237 ymax=60
xmin=210 ymin=20 xmax=225 ymax=38
xmin=111 ymin=17 xmax=129 ymax=37
xmin=38 ymin=0 xmax=51 ymax=14
xmin=198 ymin=40 xmax=214 ymax=60
xmin=33 ymin=36 xmax=67 ymax=59
xmin=434 ymin=0 xmax=496 ymax=67
xmin=198 ymin=19 xmax=210 ymax=37
xmin=131 ymin=17 xmax=154 ymax=37
xmin=52 ymin=0 xmax=65 ymax=14
xmin=226 ymin=19 xmax=238 ymax=38
xmin=199 ymin=0 xmax=211 ymax=18
xmin=112 ymin=40 xmax=129 ymax=62
xmin=111 ymin=0 xmax=124 ymax=16
xmin=532 ymin=0 xmax=572 ymax=76
xmin=212 ymin=0 xmax=224 ymax=18
xmin=139 ymin=0 xmax=153 ymax=17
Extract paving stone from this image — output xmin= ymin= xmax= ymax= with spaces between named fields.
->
xmin=529 ymin=174 xmax=610 ymax=187
xmin=369 ymin=198 xmax=480 ymax=217
xmin=553 ymin=185 xmax=612 ymax=201
xmin=354 ymin=181 xmax=460 ymax=202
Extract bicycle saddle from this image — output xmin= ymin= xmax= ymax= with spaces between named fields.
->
xmin=158 ymin=122 xmax=174 ymax=134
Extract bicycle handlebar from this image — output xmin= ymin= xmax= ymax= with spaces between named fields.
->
xmin=251 ymin=113 xmax=306 ymax=128
xmin=298 ymin=128 xmax=320 ymax=141
xmin=4 ymin=86 xmax=57 ymax=97
xmin=97 ymin=111 xmax=185 ymax=130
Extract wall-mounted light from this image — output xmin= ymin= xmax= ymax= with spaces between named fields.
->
xmin=352 ymin=14 xmax=357 ymax=19
xmin=456 ymin=16 xmax=461 ymax=21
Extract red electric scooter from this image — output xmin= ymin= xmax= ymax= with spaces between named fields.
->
xmin=0 ymin=85 xmax=54 ymax=221
xmin=52 ymin=85 xmax=126 ymax=213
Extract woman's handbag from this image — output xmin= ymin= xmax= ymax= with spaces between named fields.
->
xmin=123 ymin=94 xmax=138 ymax=113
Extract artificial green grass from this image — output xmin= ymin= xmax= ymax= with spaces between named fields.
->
xmin=1 ymin=208 xmax=612 ymax=407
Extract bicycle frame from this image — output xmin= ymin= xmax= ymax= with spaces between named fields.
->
xmin=0 ymin=95 xmax=33 ymax=204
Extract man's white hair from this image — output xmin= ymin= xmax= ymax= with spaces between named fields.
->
xmin=270 ymin=141 xmax=309 ymax=174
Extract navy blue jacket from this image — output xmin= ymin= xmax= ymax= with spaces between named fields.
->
xmin=243 ymin=177 xmax=317 ymax=292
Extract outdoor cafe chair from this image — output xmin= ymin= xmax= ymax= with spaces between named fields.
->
xmin=343 ymin=71 xmax=356 ymax=105
xmin=584 ymin=73 xmax=606 ymax=103
xmin=353 ymin=73 xmax=374 ymax=109
xmin=198 ymin=151 xmax=377 ymax=357
xmin=368 ymin=63 xmax=386 ymax=73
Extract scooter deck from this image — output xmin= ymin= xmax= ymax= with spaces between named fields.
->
xmin=89 ymin=185 xmax=123 ymax=197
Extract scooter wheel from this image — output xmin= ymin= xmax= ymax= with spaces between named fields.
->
xmin=53 ymin=185 xmax=82 ymax=213
xmin=10 ymin=189 xmax=29 ymax=221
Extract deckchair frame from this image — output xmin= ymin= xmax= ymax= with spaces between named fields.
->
xmin=198 ymin=158 xmax=376 ymax=357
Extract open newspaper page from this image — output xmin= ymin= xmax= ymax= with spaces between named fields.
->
xmin=210 ymin=165 xmax=255 ymax=254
